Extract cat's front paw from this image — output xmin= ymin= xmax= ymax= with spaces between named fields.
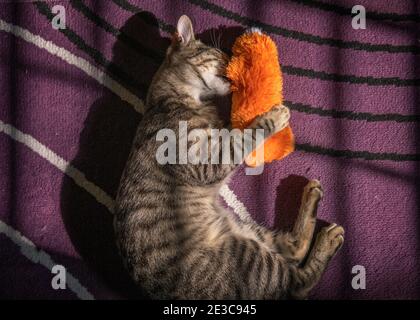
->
xmin=315 ymin=223 xmax=345 ymax=258
xmin=304 ymin=179 xmax=324 ymax=201
xmin=253 ymin=104 xmax=290 ymax=137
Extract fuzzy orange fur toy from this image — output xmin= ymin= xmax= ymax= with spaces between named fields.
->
xmin=226 ymin=29 xmax=294 ymax=167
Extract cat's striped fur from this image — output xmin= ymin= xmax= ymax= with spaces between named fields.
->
xmin=114 ymin=15 xmax=344 ymax=299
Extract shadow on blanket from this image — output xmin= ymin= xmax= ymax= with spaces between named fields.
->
xmin=60 ymin=12 xmax=317 ymax=299
xmin=60 ymin=11 xmax=165 ymax=299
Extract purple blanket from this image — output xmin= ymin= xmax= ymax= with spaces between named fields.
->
xmin=1 ymin=0 xmax=419 ymax=299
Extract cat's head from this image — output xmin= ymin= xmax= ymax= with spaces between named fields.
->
xmin=164 ymin=15 xmax=230 ymax=99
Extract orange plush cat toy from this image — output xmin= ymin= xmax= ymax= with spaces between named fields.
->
xmin=226 ymin=29 xmax=294 ymax=167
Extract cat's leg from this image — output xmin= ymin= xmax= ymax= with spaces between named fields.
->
xmin=227 ymin=104 xmax=290 ymax=136
xmin=202 ymin=104 xmax=291 ymax=183
xmin=274 ymin=180 xmax=323 ymax=264
xmin=228 ymin=104 xmax=291 ymax=159
xmin=289 ymin=223 xmax=344 ymax=299
xmin=248 ymin=104 xmax=291 ymax=140
xmin=227 ymin=104 xmax=290 ymax=172
xmin=237 ymin=179 xmax=323 ymax=264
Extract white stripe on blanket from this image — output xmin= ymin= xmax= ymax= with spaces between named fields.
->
xmin=0 ymin=219 xmax=94 ymax=300
xmin=0 ymin=18 xmax=144 ymax=114
xmin=0 ymin=120 xmax=115 ymax=213
xmin=0 ymin=18 xmax=252 ymax=299
xmin=0 ymin=17 xmax=250 ymax=221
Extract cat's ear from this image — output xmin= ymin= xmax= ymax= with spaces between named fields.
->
xmin=175 ymin=15 xmax=195 ymax=45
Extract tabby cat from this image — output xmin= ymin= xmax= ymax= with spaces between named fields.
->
xmin=114 ymin=15 xmax=344 ymax=299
